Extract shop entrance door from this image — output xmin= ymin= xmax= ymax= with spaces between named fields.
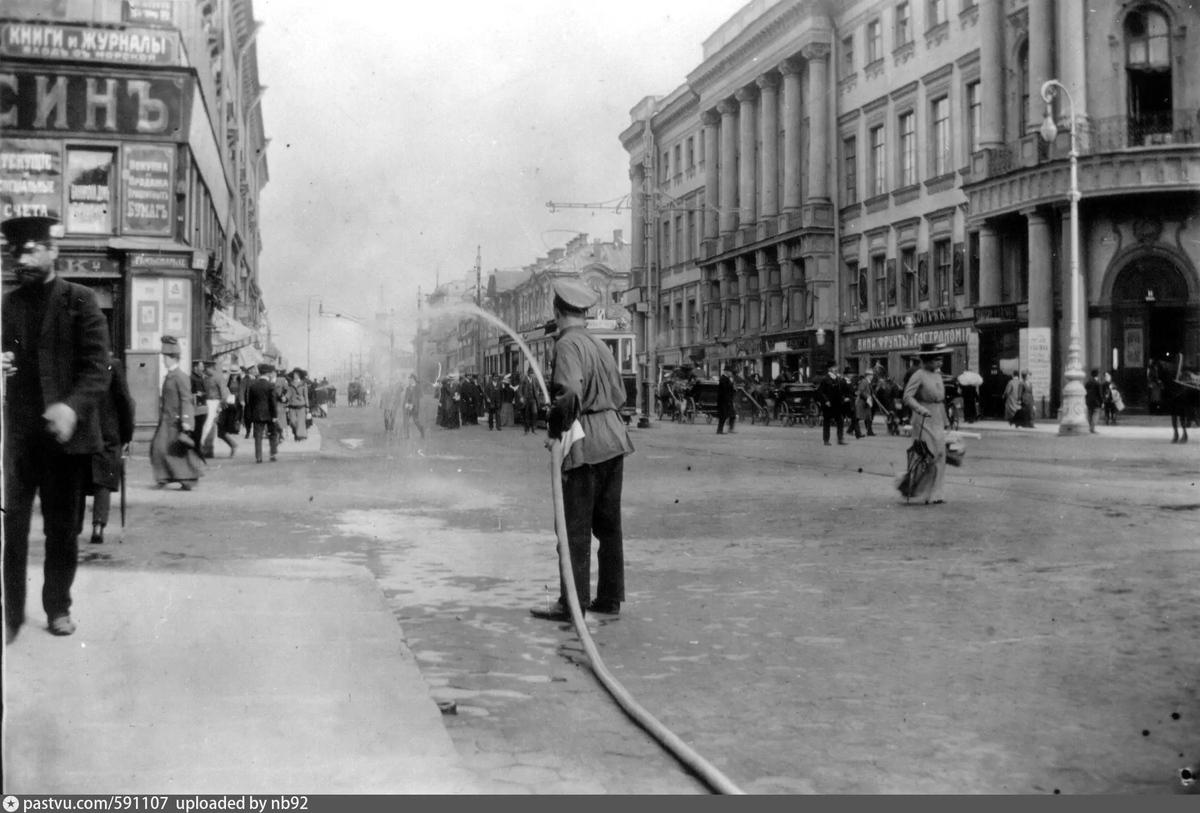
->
xmin=1110 ymin=256 xmax=1190 ymax=411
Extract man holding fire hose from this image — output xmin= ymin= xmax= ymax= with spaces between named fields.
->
xmin=531 ymin=279 xmax=635 ymax=622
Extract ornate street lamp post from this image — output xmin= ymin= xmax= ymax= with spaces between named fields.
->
xmin=1039 ymin=80 xmax=1089 ymax=435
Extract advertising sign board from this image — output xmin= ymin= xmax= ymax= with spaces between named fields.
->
xmin=0 ymin=137 xmax=61 ymax=220
xmin=121 ymin=143 xmax=174 ymax=236
xmin=1 ymin=22 xmax=180 ymax=65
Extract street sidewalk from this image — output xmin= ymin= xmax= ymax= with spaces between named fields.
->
xmin=968 ymin=417 xmax=1186 ymax=441
xmin=274 ymin=422 xmax=322 ymax=455
xmin=3 ymin=557 xmax=478 ymax=793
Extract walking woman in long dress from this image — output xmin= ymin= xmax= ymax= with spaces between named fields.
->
xmin=149 ymin=336 xmax=203 ymax=490
xmin=901 ymin=342 xmax=949 ymax=504
xmin=286 ymin=368 xmax=309 ymax=440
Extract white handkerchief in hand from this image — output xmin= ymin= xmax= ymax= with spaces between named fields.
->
xmin=561 ymin=419 xmax=586 ymax=448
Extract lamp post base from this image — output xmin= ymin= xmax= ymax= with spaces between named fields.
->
xmin=1057 ymin=380 xmax=1090 ymax=436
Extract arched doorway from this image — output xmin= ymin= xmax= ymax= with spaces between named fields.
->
xmin=1109 ymin=256 xmax=1191 ymax=411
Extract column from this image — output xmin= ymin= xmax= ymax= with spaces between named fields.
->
xmin=702 ymin=110 xmax=721 ymax=238
xmin=718 ymin=99 xmax=738 ymax=235
xmin=757 ymin=74 xmax=780 ymax=220
xmin=780 ymin=258 xmax=795 ymax=326
xmin=780 ymin=59 xmax=803 ymax=211
xmin=1056 ymin=0 xmax=1089 ymax=144
xmin=802 ymin=43 xmax=831 ymax=202
xmin=630 ymin=163 xmax=646 ymax=272
xmin=979 ymin=223 xmax=1002 ymax=305
xmin=736 ymin=258 xmax=750 ymax=335
xmin=1026 ymin=209 xmax=1054 ymax=328
xmin=1027 ymin=0 xmax=1054 ymax=136
xmin=978 ymin=0 xmax=1005 ymax=149
xmin=735 ymin=86 xmax=758 ymax=228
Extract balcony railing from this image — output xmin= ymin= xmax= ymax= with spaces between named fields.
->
xmin=1089 ymin=110 xmax=1200 ymax=152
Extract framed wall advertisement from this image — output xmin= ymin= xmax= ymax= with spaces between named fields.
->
xmin=164 ymin=304 xmax=186 ymax=336
xmin=136 ymin=300 xmax=160 ymax=331
xmin=165 ymin=278 xmax=187 ymax=302
xmin=1123 ymin=327 xmax=1144 ymax=369
xmin=121 ymin=143 xmax=175 ymax=236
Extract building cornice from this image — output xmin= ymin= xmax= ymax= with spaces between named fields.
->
xmin=687 ymin=0 xmax=825 ymax=97
xmin=619 ymin=120 xmax=647 ymax=153
xmin=653 ymin=89 xmax=700 ymax=134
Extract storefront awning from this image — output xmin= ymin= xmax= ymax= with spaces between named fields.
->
xmin=210 ymin=308 xmax=259 ymax=358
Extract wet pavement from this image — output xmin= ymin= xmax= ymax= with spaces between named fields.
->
xmin=33 ymin=406 xmax=1200 ymax=794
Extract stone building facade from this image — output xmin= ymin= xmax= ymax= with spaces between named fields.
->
xmin=0 ymin=0 xmax=271 ymax=428
xmin=623 ymin=0 xmax=1199 ymax=415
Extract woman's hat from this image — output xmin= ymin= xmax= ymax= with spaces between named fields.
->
xmin=160 ymin=335 xmax=181 ymax=357
xmin=913 ymin=342 xmax=948 ymax=356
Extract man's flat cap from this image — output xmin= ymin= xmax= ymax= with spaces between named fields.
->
xmin=258 ymin=363 xmax=275 ymax=374
xmin=552 ymin=278 xmax=597 ymax=312
xmin=1 ymin=215 xmax=64 ymax=248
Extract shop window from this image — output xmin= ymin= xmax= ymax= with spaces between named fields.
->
xmin=872 ymin=255 xmax=887 ymax=315
xmin=65 ymin=147 xmax=115 ymax=235
xmin=901 ymin=247 xmax=917 ymax=310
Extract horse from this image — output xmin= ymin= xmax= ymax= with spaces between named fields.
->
xmin=1161 ymin=361 xmax=1200 ymax=443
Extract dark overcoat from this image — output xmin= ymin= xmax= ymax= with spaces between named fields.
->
xmin=149 ymin=366 xmax=203 ymax=482
xmin=89 ymin=358 xmax=135 ymax=493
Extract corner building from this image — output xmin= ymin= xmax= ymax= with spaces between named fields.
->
xmin=623 ymin=0 xmax=1199 ymax=416
xmin=0 ymin=0 xmax=270 ymax=434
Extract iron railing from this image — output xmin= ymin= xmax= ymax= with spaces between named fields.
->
xmin=1087 ymin=109 xmax=1200 ymax=153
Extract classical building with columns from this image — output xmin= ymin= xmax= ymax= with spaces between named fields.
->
xmin=622 ymin=0 xmax=1199 ymax=416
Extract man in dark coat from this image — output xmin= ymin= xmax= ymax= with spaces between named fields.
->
xmin=245 ymin=363 xmax=280 ymax=462
xmin=238 ymin=366 xmax=255 ymax=438
xmin=1085 ymin=368 xmax=1103 ymax=434
xmin=483 ymin=374 xmax=502 ymax=431
xmin=84 ymin=350 xmax=135 ymax=545
xmin=816 ymin=360 xmax=848 ymax=446
xmin=716 ymin=365 xmax=737 ymax=434
xmin=2 ymin=215 xmax=111 ymax=641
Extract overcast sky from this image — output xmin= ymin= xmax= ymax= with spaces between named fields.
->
xmin=255 ymin=0 xmax=742 ymax=375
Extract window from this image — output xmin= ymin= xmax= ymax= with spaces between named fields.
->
xmin=870 ymin=125 xmax=886 ymax=196
xmin=918 ymin=252 xmax=929 ymax=301
xmin=65 ymin=148 xmax=116 ymax=235
xmin=687 ymin=211 xmax=696 ymax=260
xmin=928 ymin=0 xmax=946 ymax=27
xmin=661 ymin=151 xmax=670 ymax=182
xmin=697 ymin=192 xmax=706 ymax=248
xmin=1125 ymin=8 xmax=1170 ymax=67
xmin=1018 ymin=41 xmax=1030 ymax=134
xmin=872 ymin=255 xmax=887 ymax=314
xmin=934 ymin=239 xmax=952 ymax=305
xmin=968 ymin=231 xmax=980 ymax=305
xmin=967 ymin=81 xmax=981 ymax=154
xmin=847 ymin=261 xmax=860 ymax=318
xmin=896 ymin=2 xmax=911 ymax=46
xmin=843 ymin=137 xmax=858 ymax=204
xmin=866 ymin=19 xmax=882 ymax=64
xmin=686 ymin=137 xmax=695 ymax=169
xmin=675 ymin=216 xmax=683 ymax=264
xmin=898 ymin=112 xmax=916 ymax=187
xmin=841 ymin=35 xmax=855 ymax=77
xmin=931 ymin=96 xmax=951 ymax=176
xmin=887 ymin=258 xmax=897 ymax=306
xmin=699 ymin=131 xmax=705 ymax=165
xmin=858 ymin=264 xmax=870 ymax=315
xmin=661 ymin=220 xmax=670 ymax=268
xmin=901 ymin=248 xmax=917 ymax=310
xmin=674 ymin=144 xmax=682 ymax=178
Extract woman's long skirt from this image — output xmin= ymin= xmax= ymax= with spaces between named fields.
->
xmin=288 ymin=406 xmax=308 ymax=440
xmin=906 ymin=405 xmax=946 ymax=503
xmin=149 ymin=422 xmax=203 ymax=484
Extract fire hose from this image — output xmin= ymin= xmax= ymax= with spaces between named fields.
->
xmin=546 ymin=437 xmax=745 ymax=795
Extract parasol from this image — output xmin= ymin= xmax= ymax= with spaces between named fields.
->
xmin=957 ymin=371 xmax=983 ymax=386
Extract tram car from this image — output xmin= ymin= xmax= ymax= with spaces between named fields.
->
xmin=526 ymin=318 xmax=638 ymax=425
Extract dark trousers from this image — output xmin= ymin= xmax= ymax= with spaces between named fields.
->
xmin=216 ymin=408 xmax=238 ymax=451
xmin=848 ymin=416 xmax=863 ymax=438
xmin=4 ymin=439 xmax=89 ymax=627
xmin=560 ymin=455 xmax=625 ymax=608
xmin=717 ymin=410 xmax=735 ymax=433
xmin=252 ymin=421 xmax=280 ymax=461
xmin=521 ymin=402 xmax=537 ymax=433
xmin=823 ymin=409 xmax=844 ymax=443
xmin=488 ymin=408 xmax=501 ymax=430
xmin=92 ymin=487 xmax=112 ymax=527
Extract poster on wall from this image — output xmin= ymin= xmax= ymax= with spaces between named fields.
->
xmin=65 ymin=148 xmax=114 ymax=234
xmin=0 ymin=137 xmax=62 ymax=220
xmin=1025 ymin=327 xmax=1053 ymax=419
xmin=121 ymin=143 xmax=174 ymax=236
xmin=130 ymin=276 xmax=191 ymax=370
xmin=1124 ymin=327 xmax=1144 ymax=369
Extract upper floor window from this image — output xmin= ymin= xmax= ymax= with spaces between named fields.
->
xmin=896 ymin=2 xmax=912 ymax=46
xmin=1125 ymin=8 xmax=1170 ymax=68
xmin=1018 ymin=41 xmax=1030 ymax=134
xmin=673 ymin=144 xmax=682 ymax=177
xmin=844 ymin=137 xmax=858 ymax=204
xmin=841 ymin=35 xmax=855 ymax=77
xmin=686 ymin=137 xmax=695 ymax=169
xmin=847 ymin=261 xmax=860 ymax=319
xmin=866 ymin=19 xmax=883 ymax=64
xmin=898 ymin=112 xmax=916 ymax=187
xmin=870 ymin=125 xmax=887 ymax=196
xmin=661 ymin=151 xmax=670 ymax=182
xmin=928 ymin=0 xmax=947 ymax=27
xmin=931 ymin=96 xmax=951 ymax=176
xmin=967 ymin=81 xmax=981 ymax=154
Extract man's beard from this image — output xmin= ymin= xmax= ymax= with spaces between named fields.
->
xmin=15 ymin=260 xmax=52 ymax=286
